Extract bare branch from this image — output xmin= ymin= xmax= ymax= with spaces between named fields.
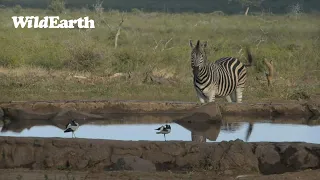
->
xmin=255 ymin=37 xmax=265 ymax=49
xmin=259 ymin=25 xmax=268 ymax=35
xmin=162 ymin=38 xmax=173 ymax=51
xmin=238 ymin=47 xmax=243 ymax=54
xmin=114 ymin=13 xmax=125 ymax=49
xmin=152 ymin=37 xmax=162 ymax=51
xmin=263 ymin=58 xmax=275 ymax=87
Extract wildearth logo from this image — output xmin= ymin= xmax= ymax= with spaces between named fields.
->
xmin=12 ymin=16 xmax=95 ymax=28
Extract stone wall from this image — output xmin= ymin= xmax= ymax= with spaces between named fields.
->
xmin=1 ymin=137 xmax=320 ymax=175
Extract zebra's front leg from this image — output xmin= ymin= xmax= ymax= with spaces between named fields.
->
xmin=207 ymin=91 xmax=216 ymax=103
xmin=196 ymin=90 xmax=207 ymax=104
xmin=198 ymin=96 xmax=206 ymax=104
xmin=236 ymin=87 xmax=244 ymax=103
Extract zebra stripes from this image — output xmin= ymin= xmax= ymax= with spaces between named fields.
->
xmin=189 ymin=40 xmax=253 ymax=103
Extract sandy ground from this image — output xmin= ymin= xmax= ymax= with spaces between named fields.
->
xmin=1 ymin=169 xmax=320 ymax=180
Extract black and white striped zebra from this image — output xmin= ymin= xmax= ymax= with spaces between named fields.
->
xmin=189 ymin=40 xmax=253 ymax=103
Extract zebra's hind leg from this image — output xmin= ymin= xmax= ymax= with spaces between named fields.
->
xmin=227 ymin=90 xmax=237 ymax=103
xmin=225 ymin=95 xmax=232 ymax=103
xmin=235 ymin=87 xmax=244 ymax=103
xmin=231 ymin=90 xmax=237 ymax=102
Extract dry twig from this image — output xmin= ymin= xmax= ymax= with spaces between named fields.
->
xmin=114 ymin=13 xmax=125 ymax=49
xmin=263 ymin=58 xmax=275 ymax=87
xmin=162 ymin=38 xmax=173 ymax=51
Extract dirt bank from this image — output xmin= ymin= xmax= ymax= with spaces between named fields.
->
xmin=0 ymin=98 xmax=319 ymax=127
xmin=0 ymin=100 xmax=198 ymax=114
xmin=1 ymin=96 xmax=319 ymax=121
xmin=1 ymin=136 xmax=320 ymax=176
xmin=1 ymin=169 xmax=320 ymax=180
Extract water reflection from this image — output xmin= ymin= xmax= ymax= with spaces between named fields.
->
xmin=175 ymin=120 xmax=221 ymax=142
xmin=1 ymin=114 xmax=320 ymax=143
xmin=0 ymin=113 xmax=185 ymax=133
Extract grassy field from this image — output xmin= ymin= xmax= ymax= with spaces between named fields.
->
xmin=0 ymin=7 xmax=319 ymax=102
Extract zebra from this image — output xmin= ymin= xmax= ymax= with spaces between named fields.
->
xmin=189 ymin=40 xmax=253 ymax=104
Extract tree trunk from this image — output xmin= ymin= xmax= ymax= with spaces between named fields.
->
xmin=245 ymin=6 xmax=250 ymax=16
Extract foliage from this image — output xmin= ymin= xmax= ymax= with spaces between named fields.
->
xmin=48 ymin=0 xmax=65 ymax=14
xmin=0 ymin=0 xmax=320 ymax=14
xmin=12 ymin=4 xmax=21 ymax=13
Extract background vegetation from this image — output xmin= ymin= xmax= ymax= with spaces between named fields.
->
xmin=0 ymin=0 xmax=319 ymax=102
xmin=1 ymin=0 xmax=320 ymax=14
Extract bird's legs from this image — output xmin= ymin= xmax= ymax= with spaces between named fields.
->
xmin=72 ymin=132 xmax=76 ymax=138
xmin=164 ymin=134 xmax=166 ymax=141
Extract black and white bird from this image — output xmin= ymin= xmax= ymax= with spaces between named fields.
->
xmin=155 ymin=124 xmax=171 ymax=141
xmin=64 ymin=120 xmax=79 ymax=138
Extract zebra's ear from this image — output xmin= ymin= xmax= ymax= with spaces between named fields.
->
xmin=195 ymin=40 xmax=200 ymax=49
xmin=202 ymin=41 xmax=207 ymax=48
xmin=189 ymin=40 xmax=193 ymax=48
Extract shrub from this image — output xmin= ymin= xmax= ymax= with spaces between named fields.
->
xmin=12 ymin=5 xmax=22 ymax=14
xmin=48 ymin=0 xmax=65 ymax=14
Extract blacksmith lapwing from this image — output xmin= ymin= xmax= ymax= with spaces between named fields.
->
xmin=155 ymin=124 xmax=171 ymax=141
xmin=64 ymin=120 xmax=79 ymax=138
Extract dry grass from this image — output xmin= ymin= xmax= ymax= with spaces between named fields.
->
xmin=0 ymin=8 xmax=319 ymax=102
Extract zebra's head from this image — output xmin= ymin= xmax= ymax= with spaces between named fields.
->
xmin=189 ymin=40 xmax=207 ymax=70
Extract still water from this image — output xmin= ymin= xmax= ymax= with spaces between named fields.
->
xmin=1 ymin=122 xmax=320 ymax=144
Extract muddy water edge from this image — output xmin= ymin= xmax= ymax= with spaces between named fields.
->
xmin=0 ymin=98 xmax=320 ymax=178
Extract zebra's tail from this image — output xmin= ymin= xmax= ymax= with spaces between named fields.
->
xmin=244 ymin=47 xmax=253 ymax=67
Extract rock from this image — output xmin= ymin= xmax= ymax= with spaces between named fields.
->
xmin=175 ymin=153 xmax=202 ymax=168
xmin=12 ymin=146 xmax=34 ymax=167
xmin=214 ymin=140 xmax=259 ymax=173
xmin=308 ymin=104 xmax=320 ymax=116
xmin=283 ymin=145 xmax=319 ymax=170
xmin=306 ymin=102 xmax=320 ymax=120
xmin=142 ymin=151 xmax=174 ymax=164
xmin=255 ymin=143 xmax=320 ymax=175
xmin=111 ymin=155 xmax=156 ymax=172
xmin=193 ymin=102 xmax=222 ymax=120
xmin=255 ymin=144 xmax=282 ymax=174
xmin=174 ymin=102 xmax=223 ymax=142
xmin=174 ymin=102 xmax=222 ymax=125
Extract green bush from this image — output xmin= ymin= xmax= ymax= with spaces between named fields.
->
xmin=12 ymin=4 xmax=22 ymax=13
xmin=48 ymin=0 xmax=65 ymax=14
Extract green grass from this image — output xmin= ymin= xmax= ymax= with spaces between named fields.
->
xmin=0 ymin=8 xmax=319 ymax=102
